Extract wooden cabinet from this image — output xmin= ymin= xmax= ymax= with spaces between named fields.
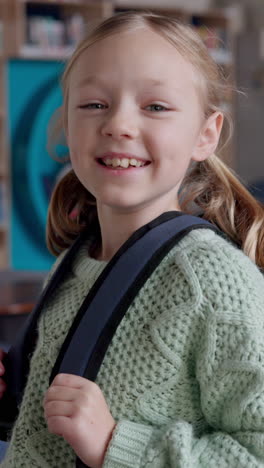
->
xmin=0 ymin=0 xmax=237 ymax=269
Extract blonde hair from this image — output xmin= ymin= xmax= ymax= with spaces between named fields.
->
xmin=47 ymin=11 xmax=264 ymax=269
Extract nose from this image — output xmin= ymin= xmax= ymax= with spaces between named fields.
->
xmin=100 ymin=105 xmax=139 ymax=140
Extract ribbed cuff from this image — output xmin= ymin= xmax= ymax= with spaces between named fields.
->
xmin=103 ymin=420 xmax=154 ymax=468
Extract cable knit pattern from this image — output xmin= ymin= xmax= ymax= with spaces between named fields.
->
xmin=1 ymin=229 xmax=264 ymax=467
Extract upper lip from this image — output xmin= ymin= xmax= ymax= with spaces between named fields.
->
xmin=96 ymin=152 xmax=150 ymax=163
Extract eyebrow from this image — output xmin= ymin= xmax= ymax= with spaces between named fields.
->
xmin=75 ymin=75 xmax=169 ymax=89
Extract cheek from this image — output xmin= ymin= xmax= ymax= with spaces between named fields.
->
xmin=67 ymin=120 xmax=92 ymax=156
xmin=145 ymin=125 xmax=176 ymax=158
xmin=67 ymin=115 xmax=79 ymax=148
xmin=152 ymin=129 xmax=197 ymax=176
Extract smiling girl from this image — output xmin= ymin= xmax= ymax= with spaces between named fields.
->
xmin=0 ymin=11 xmax=264 ymax=468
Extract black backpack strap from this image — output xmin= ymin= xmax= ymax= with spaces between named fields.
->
xmin=51 ymin=212 xmax=218 ymax=384
xmin=0 ymin=230 xmax=88 ymax=439
xmin=61 ymin=212 xmax=219 ymax=468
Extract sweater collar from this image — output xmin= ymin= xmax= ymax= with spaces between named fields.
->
xmin=72 ymin=241 xmax=107 ymax=283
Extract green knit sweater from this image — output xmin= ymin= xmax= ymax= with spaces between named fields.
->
xmin=2 ymin=228 xmax=264 ymax=467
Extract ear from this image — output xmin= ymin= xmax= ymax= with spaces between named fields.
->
xmin=192 ymin=112 xmax=224 ymax=162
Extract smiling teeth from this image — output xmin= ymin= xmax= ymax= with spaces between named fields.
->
xmin=104 ymin=158 xmax=145 ymax=168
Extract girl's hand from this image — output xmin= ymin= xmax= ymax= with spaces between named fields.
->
xmin=0 ymin=348 xmax=7 ymax=399
xmin=43 ymin=374 xmax=116 ymax=468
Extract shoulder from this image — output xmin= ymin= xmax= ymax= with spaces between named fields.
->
xmin=171 ymin=228 xmax=264 ymax=321
xmin=177 ymin=227 xmax=263 ymax=285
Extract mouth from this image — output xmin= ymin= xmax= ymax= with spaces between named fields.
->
xmin=96 ymin=155 xmax=151 ymax=169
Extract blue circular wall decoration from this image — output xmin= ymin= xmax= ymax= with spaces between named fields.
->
xmin=8 ymin=59 xmax=68 ymax=270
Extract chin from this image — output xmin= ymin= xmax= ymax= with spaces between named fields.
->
xmin=97 ymin=192 xmax=139 ymax=207
xmin=98 ymin=197 xmax=145 ymax=213
xmin=107 ymin=202 xmax=141 ymax=212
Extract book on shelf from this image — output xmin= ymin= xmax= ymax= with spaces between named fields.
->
xmin=26 ymin=13 xmax=85 ymax=52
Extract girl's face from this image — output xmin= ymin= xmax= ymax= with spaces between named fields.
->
xmin=66 ymin=28 xmax=222 ymax=216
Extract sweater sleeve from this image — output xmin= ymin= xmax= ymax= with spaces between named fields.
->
xmin=103 ymin=340 xmax=264 ymax=468
xmin=102 ymin=236 xmax=264 ymax=468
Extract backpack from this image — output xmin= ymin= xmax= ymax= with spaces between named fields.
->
xmin=0 ymin=211 xmax=221 ymax=467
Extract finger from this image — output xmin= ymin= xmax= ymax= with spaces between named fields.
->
xmin=47 ymin=416 xmax=81 ymax=445
xmin=51 ymin=373 xmax=92 ymax=391
xmin=44 ymin=400 xmax=74 ymax=419
xmin=44 ymin=385 xmax=77 ymax=404
xmin=46 ymin=415 xmax=70 ymax=437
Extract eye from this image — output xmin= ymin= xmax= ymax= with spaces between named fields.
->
xmin=145 ymin=103 xmax=168 ymax=112
xmin=79 ymin=103 xmax=107 ymax=110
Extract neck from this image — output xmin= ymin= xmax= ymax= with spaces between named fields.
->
xmin=95 ymin=203 xmax=180 ymax=261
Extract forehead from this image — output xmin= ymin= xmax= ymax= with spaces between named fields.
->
xmin=69 ymin=28 xmax=198 ymax=91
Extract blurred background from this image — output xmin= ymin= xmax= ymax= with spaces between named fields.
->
xmin=0 ymin=0 xmax=263 ymax=317
xmin=0 ymin=0 xmax=263 ymax=272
